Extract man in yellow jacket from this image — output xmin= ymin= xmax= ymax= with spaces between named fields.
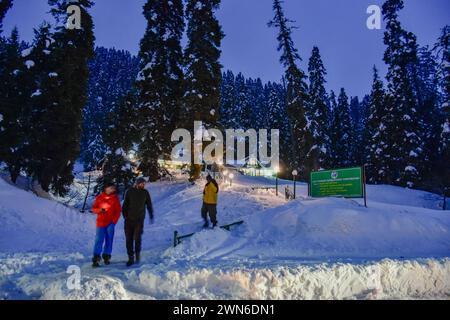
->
xmin=202 ymin=175 xmax=219 ymax=228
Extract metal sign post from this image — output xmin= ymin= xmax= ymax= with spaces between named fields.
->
xmin=363 ymin=165 xmax=367 ymax=208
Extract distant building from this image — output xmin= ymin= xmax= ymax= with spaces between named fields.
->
xmin=235 ymin=157 xmax=275 ymax=177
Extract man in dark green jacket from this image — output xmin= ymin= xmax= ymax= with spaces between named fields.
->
xmin=122 ymin=177 xmax=154 ymax=266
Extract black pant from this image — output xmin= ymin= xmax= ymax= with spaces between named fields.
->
xmin=201 ymin=203 xmax=217 ymax=224
xmin=124 ymin=219 xmax=144 ymax=258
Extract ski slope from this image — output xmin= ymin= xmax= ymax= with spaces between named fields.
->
xmin=0 ymin=174 xmax=449 ymax=299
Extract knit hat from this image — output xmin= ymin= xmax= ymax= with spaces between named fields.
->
xmin=136 ymin=177 xmax=147 ymax=185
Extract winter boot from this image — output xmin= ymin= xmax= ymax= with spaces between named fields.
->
xmin=92 ymin=255 xmax=101 ymax=268
xmin=102 ymin=254 xmax=111 ymax=265
xmin=135 ymin=253 xmax=141 ymax=264
xmin=126 ymin=256 xmax=134 ymax=267
xmin=202 ymin=220 xmax=209 ymax=228
xmin=212 ymin=222 xmax=218 ymax=228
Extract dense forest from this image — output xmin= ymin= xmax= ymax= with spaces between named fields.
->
xmin=0 ymin=0 xmax=449 ymax=196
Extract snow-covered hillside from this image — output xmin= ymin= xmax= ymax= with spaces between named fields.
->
xmin=0 ymin=178 xmax=94 ymax=253
xmin=0 ymin=174 xmax=449 ymax=299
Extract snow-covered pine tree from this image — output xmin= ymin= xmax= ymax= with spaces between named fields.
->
xmin=0 ymin=0 xmax=13 ymax=147
xmin=328 ymin=90 xmax=337 ymax=119
xmin=81 ymin=47 xmax=139 ymax=171
xmin=184 ymin=0 xmax=224 ymax=180
xmin=234 ymin=73 xmax=252 ymax=130
xmin=269 ymin=0 xmax=312 ymax=179
xmin=413 ymin=46 xmax=441 ymax=180
xmin=265 ymin=82 xmax=286 ymax=132
xmin=99 ymin=92 xmax=139 ymax=193
xmin=246 ymin=77 xmax=266 ymax=130
xmin=434 ymin=26 xmax=450 ymax=195
xmin=136 ymin=0 xmax=185 ymax=181
xmin=219 ymin=70 xmax=237 ymax=129
xmin=27 ymin=0 xmax=95 ymax=195
xmin=265 ymin=81 xmax=291 ymax=168
xmin=382 ymin=0 xmax=423 ymax=188
xmin=329 ymin=88 xmax=352 ymax=168
xmin=0 ymin=0 xmax=12 ymax=34
xmin=349 ymin=96 xmax=367 ymax=166
xmin=359 ymin=93 xmax=371 ymax=154
xmin=327 ymin=89 xmax=337 ymax=145
xmin=0 ymin=28 xmax=32 ymax=182
xmin=365 ymin=66 xmax=391 ymax=183
xmin=220 ymin=71 xmax=271 ymax=132
xmin=307 ymin=46 xmax=330 ymax=170
xmin=25 ymin=22 xmax=57 ymax=179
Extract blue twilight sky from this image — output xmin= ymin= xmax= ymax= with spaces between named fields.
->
xmin=3 ymin=0 xmax=450 ymax=98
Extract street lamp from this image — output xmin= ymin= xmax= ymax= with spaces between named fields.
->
xmin=229 ymin=173 xmax=234 ymax=187
xmin=274 ymin=166 xmax=280 ymax=196
xmin=292 ymin=170 xmax=298 ymax=200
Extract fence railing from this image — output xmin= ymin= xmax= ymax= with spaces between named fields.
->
xmin=173 ymin=220 xmax=244 ymax=247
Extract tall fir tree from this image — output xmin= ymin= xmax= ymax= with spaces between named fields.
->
xmin=81 ymin=47 xmax=139 ymax=170
xmin=328 ymin=89 xmax=337 ymax=135
xmin=246 ymin=77 xmax=266 ymax=130
xmin=234 ymin=73 xmax=252 ymax=129
xmin=434 ymin=26 xmax=450 ymax=195
xmin=349 ymin=96 xmax=367 ymax=166
xmin=136 ymin=0 xmax=185 ymax=181
xmin=382 ymin=0 xmax=423 ymax=188
xmin=26 ymin=0 xmax=95 ymax=195
xmin=0 ymin=28 xmax=32 ymax=182
xmin=329 ymin=88 xmax=352 ymax=168
xmin=219 ymin=70 xmax=237 ymax=128
xmin=184 ymin=0 xmax=223 ymax=179
xmin=413 ymin=46 xmax=441 ymax=178
xmin=359 ymin=93 xmax=371 ymax=153
xmin=265 ymin=81 xmax=291 ymax=167
xmin=25 ymin=22 xmax=55 ymax=176
xmin=99 ymin=92 xmax=140 ymax=193
xmin=269 ymin=0 xmax=312 ymax=179
xmin=307 ymin=46 xmax=330 ymax=169
xmin=365 ymin=66 xmax=390 ymax=183
xmin=0 ymin=0 xmax=13 ymax=138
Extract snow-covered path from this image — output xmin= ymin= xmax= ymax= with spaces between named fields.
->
xmin=0 ymin=175 xmax=449 ymax=299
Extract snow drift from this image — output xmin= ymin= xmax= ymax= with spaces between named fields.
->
xmin=0 ymin=178 xmax=94 ymax=253
xmin=2 ymin=253 xmax=449 ymax=300
xmin=170 ymin=196 xmax=450 ymax=261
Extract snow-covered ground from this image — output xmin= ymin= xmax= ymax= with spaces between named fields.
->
xmin=0 ymin=174 xmax=449 ymax=300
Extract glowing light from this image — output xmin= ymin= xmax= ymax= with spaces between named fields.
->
xmin=127 ymin=151 xmax=136 ymax=161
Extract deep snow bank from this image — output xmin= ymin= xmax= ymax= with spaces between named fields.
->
xmin=2 ymin=254 xmax=448 ymax=300
xmin=0 ymin=178 xmax=95 ymax=253
xmin=126 ymin=258 xmax=450 ymax=300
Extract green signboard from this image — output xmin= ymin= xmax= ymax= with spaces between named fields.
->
xmin=310 ymin=167 xmax=363 ymax=198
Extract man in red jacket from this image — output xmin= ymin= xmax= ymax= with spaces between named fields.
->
xmin=91 ymin=182 xmax=122 ymax=267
